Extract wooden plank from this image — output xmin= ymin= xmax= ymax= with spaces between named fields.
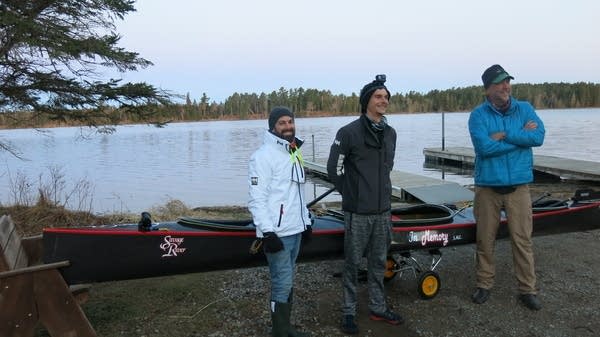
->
xmin=1 ymin=215 xmax=13 ymax=271
xmin=35 ymin=269 xmax=97 ymax=337
xmin=305 ymin=160 xmax=474 ymax=204
xmin=21 ymin=235 xmax=43 ymax=265
xmin=0 ymin=215 xmax=12 ymax=246
xmin=0 ymin=273 xmax=39 ymax=337
xmin=69 ymin=284 xmax=93 ymax=305
xmin=533 ymin=155 xmax=600 ymax=181
xmin=0 ymin=215 xmax=28 ymax=271
xmin=0 ymin=261 xmax=70 ymax=279
xmin=423 ymin=147 xmax=475 ymax=166
xmin=304 ymin=161 xmax=328 ymax=179
xmin=423 ymin=147 xmax=600 ymax=182
xmin=389 ymin=171 xmax=474 ymax=203
xmin=0 ymin=247 xmax=8 ymax=272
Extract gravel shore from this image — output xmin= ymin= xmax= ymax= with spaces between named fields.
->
xmin=210 ymin=228 xmax=600 ymax=337
xmin=199 ymin=183 xmax=600 ymax=337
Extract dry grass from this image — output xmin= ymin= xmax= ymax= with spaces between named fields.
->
xmin=1 ymin=203 xmax=120 ymax=236
xmin=147 ymin=199 xmax=251 ymax=223
xmin=2 ymin=198 xmax=251 ymax=237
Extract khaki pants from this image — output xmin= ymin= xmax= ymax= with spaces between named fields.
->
xmin=473 ymin=185 xmax=537 ymax=294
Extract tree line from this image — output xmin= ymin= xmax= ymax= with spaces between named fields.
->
xmin=2 ymin=82 xmax=599 ymax=129
xmin=127 ymin=81 xmax=600 ymax=123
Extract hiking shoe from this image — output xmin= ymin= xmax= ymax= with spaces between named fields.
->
xmin=472 ymin=287 xmax=490 ymax=304
xmin=340 ymin=315 xmax=358 ymax=334
xmin=369 ymin=309 xmax=404 ymax=325
xmin=519 ymin=293 xmax=542 ymax=311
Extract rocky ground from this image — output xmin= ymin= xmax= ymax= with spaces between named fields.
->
xmin=160 ymin=182 xmax=600 ymax=337
xmin=201 ymin=228 xmax=600 ymax=337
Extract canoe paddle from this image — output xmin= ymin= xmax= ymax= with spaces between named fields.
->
xmin=306 ymin=186 xmax=336 ymax=208
xmin=532 ymin=192 xmax=551 ymax=205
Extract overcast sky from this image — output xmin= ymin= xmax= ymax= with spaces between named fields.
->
xmin=114 ymin=0 xmax=600 ymax=103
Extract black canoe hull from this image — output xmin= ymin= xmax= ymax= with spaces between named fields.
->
xmin=43 ymin=215 xmax=348 ymax=284
xmin=43 ymin=201 xmax=600 ymax=284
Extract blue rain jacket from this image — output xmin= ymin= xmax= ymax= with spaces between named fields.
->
xmin=468 ymin=97 xmax=545 ymax=186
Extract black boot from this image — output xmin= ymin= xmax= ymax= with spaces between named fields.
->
xmin=287 ymin=290 xmax=310 ymax=337
xmin=271 ymin=301 xmax=290 ymax=337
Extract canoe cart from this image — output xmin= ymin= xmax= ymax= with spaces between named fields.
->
xmin=384 ymin=249 xmax=444 ymax=299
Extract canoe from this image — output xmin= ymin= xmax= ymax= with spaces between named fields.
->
xmin=42 ymin=190 xmax=600 ymax=285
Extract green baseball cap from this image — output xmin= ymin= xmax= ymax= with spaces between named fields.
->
xmin=482 ymin=64 xmax=515 ymax=88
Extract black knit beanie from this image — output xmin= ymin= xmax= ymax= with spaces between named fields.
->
xmin=268 ymin=106 xmax=294 ymax=130
xmin=359 ymin=74 xmax=391 ymax=113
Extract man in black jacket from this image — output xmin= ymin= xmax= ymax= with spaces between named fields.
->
xmin=327 ymin=74 xmax=401 ymax=335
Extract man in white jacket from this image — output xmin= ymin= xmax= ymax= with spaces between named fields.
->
xmin=248 ymin=106 xmax=312 ymax=337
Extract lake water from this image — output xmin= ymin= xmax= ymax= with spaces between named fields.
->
xmin=1 ymin=108 xmax=599 ymax=214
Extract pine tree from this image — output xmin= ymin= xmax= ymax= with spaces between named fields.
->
xmin=0 ymin=0 xmax=171 ymax=133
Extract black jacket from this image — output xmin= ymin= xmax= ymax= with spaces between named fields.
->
xmin=326 ymin=114 xmax=396 ymax=214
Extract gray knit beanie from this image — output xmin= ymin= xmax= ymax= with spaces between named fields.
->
xmin=268 ymin=106 xmax=294 ymax=130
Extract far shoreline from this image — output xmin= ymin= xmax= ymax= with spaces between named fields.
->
xmin=4 ymin=106 xmax=599 ymax=131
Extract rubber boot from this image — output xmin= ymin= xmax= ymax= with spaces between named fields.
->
xmin=287 ymin=290 xmax=311 ymax=337
xmin=271 ymin=301 xmax=290 ymax=337
xmin=287 ymin=305 xmax=310 ymax=337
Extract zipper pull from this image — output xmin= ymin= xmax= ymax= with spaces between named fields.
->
xmin=277 ymin=204 xmax=284 ymax=227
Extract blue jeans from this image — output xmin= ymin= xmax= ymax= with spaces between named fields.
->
xmin=265 ymin=233 xmax=302 ymax=303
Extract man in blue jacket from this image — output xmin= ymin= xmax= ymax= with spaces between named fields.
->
xmin=468 ymin=64 xmax=545 ymax=310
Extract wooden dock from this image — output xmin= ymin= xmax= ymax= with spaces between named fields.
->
xmin=305 ymin=160 xmax=474 ymax=204
xmin=423 ymin=147 xmax=600 ymax=182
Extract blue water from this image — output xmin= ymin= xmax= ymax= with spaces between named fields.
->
xmin=1 ymin=108 xmax=599 ymax=213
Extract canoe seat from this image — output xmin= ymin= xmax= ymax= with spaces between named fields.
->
xmin=573 ymin=189 xmax=600 ymax=202
xmin=0 ymin=214 xmax=96 ymax=337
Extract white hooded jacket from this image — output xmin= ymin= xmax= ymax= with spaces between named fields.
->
xmin=248 ymin=130 xmax=311 ymax=238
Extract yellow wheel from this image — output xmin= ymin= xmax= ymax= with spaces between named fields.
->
xmin=418 ymin=271 xmax=440 ymax=299
xmin=383 ymin=256 xmax=398 ymax=282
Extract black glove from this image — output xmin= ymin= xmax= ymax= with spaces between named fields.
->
xmin=302 ymin=225 xmax=312 ymax=245
xmin=263 ymin=232 xmax=284 ymax=253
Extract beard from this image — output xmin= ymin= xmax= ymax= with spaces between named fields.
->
xmin=274 ymin=129 xmax=295 ymax=143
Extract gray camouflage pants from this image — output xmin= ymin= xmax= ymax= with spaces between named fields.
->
xmin=341 ymin=211 xmax=392 ymax=315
